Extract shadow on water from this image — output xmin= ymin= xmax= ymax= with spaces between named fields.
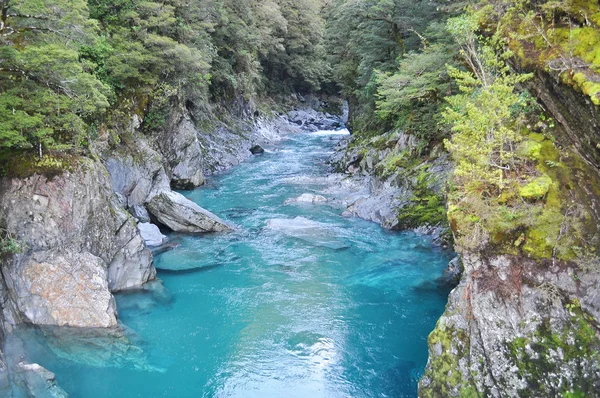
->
xmin=156 ymin=262 xmax=225 ymax=275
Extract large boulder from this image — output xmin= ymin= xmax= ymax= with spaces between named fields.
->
xmin=0 ymin=158 xmax=156 ymax=328
xmin=137 ymin=222 xmax=166 ymax=247
xmin=147 ymin=191 xmax=231 ymax=233
xmin=6 ymin=249 xmax=117 ymax=328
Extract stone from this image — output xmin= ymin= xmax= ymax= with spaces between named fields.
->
xmin=147 ymin=191 xmax=231 ymax=233
xmin=8 ymin=249 xmax=117 ymax=328
xmin=0 ymin=159 xmax=156 ymax=300
xmin=130 ymin=204 xmax=151 ymax=223
xmin=284 ymin=193 xmax=328 ymax=204
xmin=157 ymin=114 xmax=206 ymax=190
xmin=250 ymin=145 xmax=265 ymax=154
xmin=138 ymin=222 xmax=166 ymax=247
xmin=105 ymin=139 xmax=171 ymax=207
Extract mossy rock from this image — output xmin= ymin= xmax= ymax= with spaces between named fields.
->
xmin=518 ymin=139 xmax=543 ymax=160
xmin=0 ymin=150 xmax=78 ymax=179
xmin=519 ymin=174 xmax=552 ymax=200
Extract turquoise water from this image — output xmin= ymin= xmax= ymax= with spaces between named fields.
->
xmin=15 ymin=130 xmax=453 ymax=397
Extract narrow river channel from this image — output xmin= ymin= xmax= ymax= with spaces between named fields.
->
xmin=16 ymin=129 xmax=453 ymax=397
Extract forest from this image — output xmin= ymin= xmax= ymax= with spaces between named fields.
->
xmin=2 ymin=0 xmax=600 ymax=396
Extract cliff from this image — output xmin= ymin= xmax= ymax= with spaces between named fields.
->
xmin=0 ymin=95 xmax=343 ymax=396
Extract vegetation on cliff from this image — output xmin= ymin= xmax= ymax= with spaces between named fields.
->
xmin=0 ymin=0 xmax=330 ymax=162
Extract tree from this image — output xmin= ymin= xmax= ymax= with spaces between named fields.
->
xmin=442 ymin=13 xmax=532 ymax=193
xmin=0 ymin=0 xmax=110 ymax=156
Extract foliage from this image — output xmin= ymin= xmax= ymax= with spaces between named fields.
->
xmin=0 ymin=0 xmax=110 ymax=155
xmin=0 ymin=228 xmax=25 ymax=256
xmin=0 ymin=0 xmax=332 ymax=158
xmin=324 ymin=0 xmax=458 ymax=133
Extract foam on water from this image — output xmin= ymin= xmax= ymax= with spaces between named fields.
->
xmin=13 ymin=129 xmax=453 ymax=397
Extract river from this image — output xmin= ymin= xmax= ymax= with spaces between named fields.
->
xmin=15 ymin=129 xmax=453 ymax=397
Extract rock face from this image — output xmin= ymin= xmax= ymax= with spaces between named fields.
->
xmin=147 ymin=191 xmax=231 ymax=233
xmin=0 ymin=159 xmax=156 ymax=328
xmin=9 ymin=250 xmax=117 ymax=328
xmin=527 ymin=70 xmax=600 ymax=169
xmin=157 ymin=112 xmax=206 ymax=189
xmin=419 ymin=253 xmax=600 ymax=397
xmin=105 ymin=139 xmax=170 ymax=208
xmin=328 ymin=132 xmax=451 ymax=233
xmin=287 ymin=108 xmax=343 ymax=131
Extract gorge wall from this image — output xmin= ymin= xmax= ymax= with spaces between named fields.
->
xmin=0 ymin=95 xmax=345 ymax=396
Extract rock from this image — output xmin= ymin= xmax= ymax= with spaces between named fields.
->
xmin=130 ymin=204 xmax=151 ymax=223
xmin=12 ymin=361 xmax=68 ymax=397
xmin=284 ymin=193 xmax=328 ymax=204
xmin=108 ymin=230 xmax=156 ymax=292
xmin=420 ymin=252 xmax=600 ymax=397
xmin=287 ymin=108 xmax=344 ymax=132
xmin=147 ymin=191 xmax=231 ymax=233
xmin=2 ymin=334 xmax=68 ymax=397
xmin=157 ymin=113 xmax=206 ymax=189
xmin=250 ymin=144 xmax=265 ymax=154
xmin=151 ymin=240 xmax=181 ymax=256
xmin=8 ymin=249 xmax=117 ymax=328
xmin=0 ymin=159 xmax=156 ymax=328
xmin=138 ymin=222 xmax=166 ymax=247
xmin=104 ymin=139 xmax=171 ymax=207
xmin=439 ymin=256 xmax=462 ymax=287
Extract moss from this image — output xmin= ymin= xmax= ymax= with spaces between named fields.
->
xmin=397 ymin=168 xmax=448 ymax=230
xmin=0 ymin=149 xmax=78 ymax=179
xmin=572 ymin=72 xmax=600 ymax=106
xmin=518 ymin=139 xmax=542 ymax=160
xmin=507 ymin=305 xmax=600 ymax=396
xmin=420 ymin=324 xmax=473 ymax=398
xmin=519 ymin=174 xmax=553 ymax=200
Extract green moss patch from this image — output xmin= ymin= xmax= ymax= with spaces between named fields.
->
xmin=420 ymin=324 xmax=476 ymax=398
xmin=397 ymin=167 xmax=448 ymax=230
xmin=0 ymin=149 xmax=78 ymax=179
xmin=507 ymin=304 xmax=600 ymax=397
xmin=519 ymin=174 xmax=552 ymax=200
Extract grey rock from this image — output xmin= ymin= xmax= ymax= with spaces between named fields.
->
xmin=130 ymin=204 xmax=151 ymax=223
xmin=147 ymin=191 xmax=231 ymax=233
xmin=157 ymin=113 xmax=206 ymax=189
xmin=138 ymin=222 xmax=166 ymax=247
xmin=0 ymin=159 xmax=156 ymax=329
xmin=105 ymin=139 xmax=171 ymax=207
xmin=419 ymin=252 xmax=600 ymax=397
xmin=108 ymin=231 xmax=155 ymax=292
xmin=284 ymin=193 xmax=328 ymax=204
xmin=7 ymin=249 xmax=117 ymax=328
xmin=250 ymin=145 xmax=265 ymax=154
xmin=287 ymin=108 xmax=344 ymax=132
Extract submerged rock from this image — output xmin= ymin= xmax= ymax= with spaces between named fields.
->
xmin=147 ymin=191 xmax=231 ymax=233
xmin=284 ymin=193 xmax=328 ymax=204
xmin=137 ymin=222 xmax=166 ymax=247
xmin=13 ymin=362 xmax=68 ymax=398
xmin=266 ymin=216 xmax=348 ymax=249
